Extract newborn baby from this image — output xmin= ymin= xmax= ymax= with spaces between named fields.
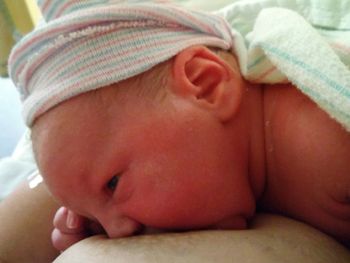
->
xmin=9 ymin=0 xmax=350 ymax=252
xmin=31 ymin=46 xmax=350 ymax=251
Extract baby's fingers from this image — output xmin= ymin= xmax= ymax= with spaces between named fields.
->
xmin=53 ymin=207 xmax=86 ymax=234
xmin=52 ymin=207 xmax=89 ymax=251
xmin=51 ymin=228 xmax=87 ymax=252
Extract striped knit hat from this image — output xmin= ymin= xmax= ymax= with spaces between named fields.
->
xmin=8 ymin=0 xmax=236 ymax=126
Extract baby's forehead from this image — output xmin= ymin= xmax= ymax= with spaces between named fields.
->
xmin=31 ymin=88 xmax=108 ymax=135
xmin=31 ymin=80 xmax=153 ymax=137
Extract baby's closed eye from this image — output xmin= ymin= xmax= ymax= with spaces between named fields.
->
xmin=106 ymin=175 xmax=120 ymax=192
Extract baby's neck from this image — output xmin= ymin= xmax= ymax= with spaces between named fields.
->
xmin=243 ymin=82 xmax=315 ymax=200
xmin=241 ymin=83 xmax=267 ymax=200
xmin=245 ymin=82 xmax=307 ymax=201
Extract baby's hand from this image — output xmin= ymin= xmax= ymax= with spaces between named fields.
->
xmin=52 ymin=207 xmax=103 ymax=252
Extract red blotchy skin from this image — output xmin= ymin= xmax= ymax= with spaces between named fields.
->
xmin=32 ymin=68 xmax=350 ymax=251
xmin=33 ymin=80 xmax=255 ymax=251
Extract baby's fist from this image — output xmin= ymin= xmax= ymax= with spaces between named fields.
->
xmin=52 ymin=207 xmax=88 ymax=251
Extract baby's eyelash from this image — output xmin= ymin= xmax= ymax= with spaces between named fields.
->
xmin=106 ymin=175 xmax=119 ymax=192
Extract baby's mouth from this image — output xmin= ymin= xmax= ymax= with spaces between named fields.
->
xmin=138 ymin=225 xmax=200 ymax=236
xmin=137 ymin=225 xmax=165 ymax=235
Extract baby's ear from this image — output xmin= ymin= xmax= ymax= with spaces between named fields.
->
xmin=171 ymin=45 xmax=243 ymax=122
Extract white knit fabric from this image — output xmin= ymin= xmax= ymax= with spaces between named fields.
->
xmin=9 ymin=0 xmax=237 ymax=126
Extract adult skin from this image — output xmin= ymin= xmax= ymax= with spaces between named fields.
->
xmin=0 ymin=182 xmax=59 ymax=263
xmin=55 ymin=214 xmax=350 ymax=263
xmin=1 ymin=182 xmax=350 ymax=263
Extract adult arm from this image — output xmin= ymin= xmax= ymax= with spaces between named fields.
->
xmin=0 ymin=182 xmax=60 ymax=263
xmin=55 ymin=214 xmax=350 ymax=263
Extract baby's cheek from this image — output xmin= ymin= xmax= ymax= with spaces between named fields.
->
xmin=120 ymin=179 xmax=255 ymax=230
xmin=43 ymin=177 xmax=74 ymax=206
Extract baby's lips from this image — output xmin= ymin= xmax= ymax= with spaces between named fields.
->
xmin=139 ymin=226 xmax=167 ymax=235
xmin=87 ymin=220 xmax=106 ymax=235
xmin=211 ymin=214 xmax=248 ymax=230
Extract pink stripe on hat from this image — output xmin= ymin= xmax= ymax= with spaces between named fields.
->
xmin=9 ymin=1 xmax=236 ymax=126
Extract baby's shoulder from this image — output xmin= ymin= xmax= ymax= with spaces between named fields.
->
xmin=264 ymin=83 xmax=350 ymax=178
xmin=262 ymin=83 xmax=350 ymax=242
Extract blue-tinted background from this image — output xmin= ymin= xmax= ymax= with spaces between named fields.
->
xmin=0 ymin=77 xmax=25 ymax=157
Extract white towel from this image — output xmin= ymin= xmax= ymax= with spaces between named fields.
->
xmin=217 ymin=0 xmax=350 ymax=131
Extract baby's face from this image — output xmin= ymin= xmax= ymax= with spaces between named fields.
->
xmin=32 ymin=83 xmax=255 ymax=237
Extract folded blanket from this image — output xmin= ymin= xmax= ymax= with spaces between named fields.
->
xmin=216 ymin=0 xmax=350 ymax=131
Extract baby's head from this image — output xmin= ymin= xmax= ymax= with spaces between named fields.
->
xmin=31 ymin=45 xmax=260 ymax=236
xmin=10 ymin=1 xmax=265 ymax=237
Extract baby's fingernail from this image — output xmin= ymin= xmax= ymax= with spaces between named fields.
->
xmin=66 ymin=210 xmax=78 ymax=229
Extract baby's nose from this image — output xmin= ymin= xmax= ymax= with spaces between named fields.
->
xmin=101 ymin=216 xmax=142 ymax=238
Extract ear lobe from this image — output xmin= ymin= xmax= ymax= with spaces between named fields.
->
xmin=172 ymin=46 xmax=243 ymax=122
